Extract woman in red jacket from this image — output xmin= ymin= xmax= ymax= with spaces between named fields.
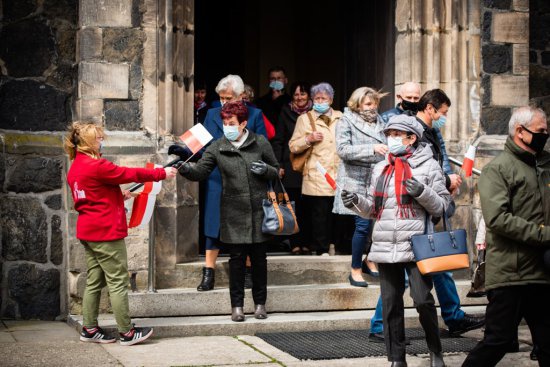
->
xmin=65 ymin=122 xmax=176 ymax=346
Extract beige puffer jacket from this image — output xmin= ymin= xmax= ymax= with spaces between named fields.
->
xmin=288 ymin=109 xmax=343 ymax=196
xmin=352 ymin=143 xmax=451 ymax=263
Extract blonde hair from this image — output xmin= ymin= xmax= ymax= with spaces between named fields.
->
xmin=347 ymin=87 xmax=389 ymax=112
xmin=64 ymin=121 xmax=104 ymax=160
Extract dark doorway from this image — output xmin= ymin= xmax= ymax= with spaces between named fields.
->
xmin=195 ymin=0 xmax=396 ymax=111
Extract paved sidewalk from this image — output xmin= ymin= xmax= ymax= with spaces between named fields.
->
xmin=0 ymin=319 xmax=538 ymax=367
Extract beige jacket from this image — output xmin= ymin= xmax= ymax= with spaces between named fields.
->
xmin=288 ymin=109 xmax=342 ymax=196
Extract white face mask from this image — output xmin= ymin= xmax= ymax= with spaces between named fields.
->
xmin=387 ymin=136 xmax=407 ymax=155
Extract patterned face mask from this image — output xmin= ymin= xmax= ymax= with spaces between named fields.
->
xmin=358 ymin=109 xmax=378 ymax=123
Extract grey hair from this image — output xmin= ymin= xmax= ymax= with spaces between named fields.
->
xmin=508 ymin=106 xmax=547 ymax=137
xmin=215 ymin=74 xmax=245 ymax=96
xmin=310 ymin=82 xmax=335 ymax=99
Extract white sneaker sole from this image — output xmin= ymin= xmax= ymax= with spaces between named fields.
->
xmin=80 ymin=335 xmax=117 ymax=344
xmin=120 ymin=329 xmax=154 ymax=346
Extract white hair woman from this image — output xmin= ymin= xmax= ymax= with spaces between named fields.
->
xmin=289 ymin=82 xmax=342 ymax=255
xmin=333 ymin=87 xmax=389 ymax=286
xmin=215 ymin=74 xmax=245 ymax=105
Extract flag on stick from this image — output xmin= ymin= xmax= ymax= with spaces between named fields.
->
xmin=179 ymin=123 xmax=213 ymax=154
xmin=315 ymin=161 xmax=337 ymax=190
xmin=462 ymin=145 xmax=476 ymax=177
xmin=128 ymin=163 xmax=162 ymax=228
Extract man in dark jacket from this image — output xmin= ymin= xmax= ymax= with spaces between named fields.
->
xmin=254 ymin=66 xmax=291 ymax=126
xmin=463 ymin=106 xmax=550 ymax=367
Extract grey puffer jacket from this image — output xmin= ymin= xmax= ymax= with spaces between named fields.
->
xmin=352 ymin=143 xmax=451 ymax=263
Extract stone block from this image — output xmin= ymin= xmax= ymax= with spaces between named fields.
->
xmin=394 ymin=34 xmax=412 ymax=85
xmin=512 ymin=0 xmax=529 ymax=11
xmin=79 ymin=0 xmax=132 ymax=27
xmin=3 ymin=132 xmax=65 ymax=155
xmin=482 ymin=44 xmax=512 ymax=73
xmin=491 ymin=12 xmax=529 ymax=44
xmin=0 ymin=79 xmax=69 ymax=131
xmin=8 ymin=264 xmax=60 ymax=320
xmin=51 ymin=215 xmax=64 ymax=265
xmin=5 ymin=156 xmax=62 ymax=193
xmin=46 ymin=62 xmax=77 ymax=91
xmin=78 ymin=27 xmax=102 ymax=61
xmin=74 ymin=99 xmax=104 ymax=123
xmin=142 ymin=0 xmax=158 ymax=27
xmin=68 ymin=237 xmax=87 ymax=272
xmin=78 ymin=62 xmax=129 ymax=99
xmin=530 ymin=65 xmax=550 ymax=99
xmin=395 ymin=0 xmax=411 ymax=32
xmin=43 ymin=0 xmax=78 ymax=22
xmin=481 ymin=107 xmax=512 ymax=134
xmin=103 ymin=28 xmax=145 ymax=63
xmin=45 ymin=194 xmax=63 ymax=210
xmin=129 ymin=62 xmax=143 ymax=100
xmin=104 ymin=100 xmax=141 ymax=130
xmin=512 ymin=44 xmax=529 ymax=75
xmin=482 ymin=11 xmax=492 ymax=42
xmin=51 ymin=18 xmax=77 ymax=64
xmin=0 ymin=19 xmax=55 ymax=78
xmin=0 ymin=196 xmax=48 ymax=263
xmin=490 ymin=75 xmax=528 ymax=106
xmin=481 ymin=74 xmax=491 ymax=107
xmin=126 ymin=236 xmax=149 ymax=271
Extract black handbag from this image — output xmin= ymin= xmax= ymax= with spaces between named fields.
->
xmin=410 ymin=214 xmax=469 ymax=275
xmin=467 ymin=249 xmax=486 ymax=297
xmin=261 ymin=179 xmax=299 ymax=235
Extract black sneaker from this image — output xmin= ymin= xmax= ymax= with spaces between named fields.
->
xmin=448 ymin=313 xmax=485 ymax=336
xmin=80 ymin=326 xmax=116 ymax=344
xmin=119 ymin=327 xmax=154 ymax=346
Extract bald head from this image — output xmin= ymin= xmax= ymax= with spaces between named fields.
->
xmin=398 ymin=82 xmax=421 ymax=102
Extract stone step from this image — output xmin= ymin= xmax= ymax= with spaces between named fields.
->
xmin=157 ymin=255 xmax=470 ymax=289
xmin=128 ymin=280 xmax=486 ymax=317
xmin=68 ymin=305 xmax=487 ymax=338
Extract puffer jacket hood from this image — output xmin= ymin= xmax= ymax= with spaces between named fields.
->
xmin=353 ymin=142 xmax=451 ymax=263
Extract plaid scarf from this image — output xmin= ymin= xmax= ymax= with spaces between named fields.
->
xmin=373 ymin=148 xmax=417 ymax=219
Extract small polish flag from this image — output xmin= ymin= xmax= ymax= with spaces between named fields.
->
xmin=179 ymin=123 xmax=214 ymax=154
xmin=128 ymin=163 xmax=162 ymax=228
xmin=315 ymin=161 xmax=337 ymax=190
xmin=462 ymin=145 xmax=476 ymax=177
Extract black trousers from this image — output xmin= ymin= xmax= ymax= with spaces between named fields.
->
xmin=302 ymin=195 xmax=334 ymax=253
xmin=462 ymin=284 xmax=550 ymax=367
xmin=285 ymin=187 xmax=310 ymax=248
xmin=229 ymin=242 xmax=268 ymax=307
xmin=378 ymin=262 xmax=442 ymax=362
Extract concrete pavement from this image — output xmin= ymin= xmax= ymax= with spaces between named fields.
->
xmin=0 ymin=319 xmax=539 ymax=367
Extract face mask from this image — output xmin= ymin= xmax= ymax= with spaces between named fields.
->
xmin=400 ymin=99 xmax=419 ymax=113
xmin=313 ymin=102 xmax=330 ymax=113
xmin=358 ymin=109 xmax=378 ymax=123
xmin=387 ymin=136 xmax=407 ymax=155
xmin=269 ymin=80 xmax=284 ymax=91
xmin=223 ymin=125 xmax=240 ymax=141
xmin=522 ymin=126 xmax=550 ymax=154
xmin=433 ymin=115 xmax=447 ymax=129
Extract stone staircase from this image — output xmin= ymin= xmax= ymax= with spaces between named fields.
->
xmin=68 ymin=255 xmax=488 ymax=337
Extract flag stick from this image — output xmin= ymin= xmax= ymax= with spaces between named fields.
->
xmin=334 ymin=182 xmax=362 ymax=213
xmin=128 ymin=152 xmax=198 ymax=193
xmin=448 ymin=157 xmax=481 ymax=176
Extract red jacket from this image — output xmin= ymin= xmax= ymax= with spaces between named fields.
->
xmin=67 ymin=152 xmax=166 ymax=242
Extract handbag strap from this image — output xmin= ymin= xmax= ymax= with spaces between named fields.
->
xmin=306 ymin=112 xmax=317 ymax=132
xmin=424 ymin=211 xmax=453 ymax=235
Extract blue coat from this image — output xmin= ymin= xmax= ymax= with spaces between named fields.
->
xmin=202 ymin=106 xmax=267 ymax=239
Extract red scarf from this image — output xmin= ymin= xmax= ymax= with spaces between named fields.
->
xmin=373 ymin=150 xmax=416 ymax=219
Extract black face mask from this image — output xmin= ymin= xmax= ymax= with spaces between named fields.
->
xmin=400 ymin=99 xmax=419 ymax=114
xmin=522 ymin=126 xmax=549 ymax=154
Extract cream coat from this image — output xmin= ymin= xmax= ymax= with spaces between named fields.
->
xmin=288 ymin=109 xmax=343 ymax=196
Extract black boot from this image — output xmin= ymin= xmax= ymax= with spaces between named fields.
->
xmin=197 ymin=267 xmax=215 ymax=291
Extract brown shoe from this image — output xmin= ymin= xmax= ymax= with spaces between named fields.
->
xmin=231 ymin=307 xmax=245 ymax=322
xmin=254 ymin=304 xmax=267 ymax=319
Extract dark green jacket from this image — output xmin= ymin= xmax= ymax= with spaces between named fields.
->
xmin=479 ymin=137 xmax=550 ymax=290
xmin=182 ymin=131 xmax=279 ymax=244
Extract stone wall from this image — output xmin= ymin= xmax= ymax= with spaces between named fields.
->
xmin=479 ymin=0 xmax=529 ymax=134
xmin=529 ymin=0 xmax=550 ymax=111
xmin=0 ymin=0 xmax=79 ymax=320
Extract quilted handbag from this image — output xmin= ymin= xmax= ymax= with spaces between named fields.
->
xmin=410 ymin=214 xmax=469 ymax=275
xmin=261 ymin=179 xmax=300 ymax=235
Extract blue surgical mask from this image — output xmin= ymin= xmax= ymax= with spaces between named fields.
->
xmin=223 ymin=125 xmax=240 ymax=141
xmin=387 ymin=136 xmax=407 ymax=155
xmin=313 ymin=102 xmax=330 ymax=114
xmin=433 ymin=115 xmax=447 ymax=129
xmin=269 ymin=80 xmax=284 ymax=91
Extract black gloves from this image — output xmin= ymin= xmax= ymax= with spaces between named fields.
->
xmin=178 ymin=162 xmax=191 ymax=175
xmin=250 ymin=160 xmax=268 ymax=175
xmin=341 ymin=190 xmax=358 ymax=208
xmin=168 ymin=144 xmax=192 ymax=160
xmin=405 ymin=177 xmax=424 ymax=197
